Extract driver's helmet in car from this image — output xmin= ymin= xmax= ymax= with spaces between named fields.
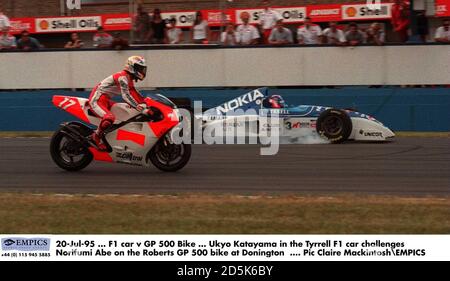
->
xmin=262 ymin=94 xmax=286 ymax=108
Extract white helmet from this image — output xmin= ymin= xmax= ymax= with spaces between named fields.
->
xmin=124 ymin=56 xmax=147 ymax=81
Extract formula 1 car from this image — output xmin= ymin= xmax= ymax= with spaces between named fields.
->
xmin=196 ymin=87 xmax=395 ymax=143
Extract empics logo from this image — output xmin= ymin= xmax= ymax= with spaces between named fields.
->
xmin=1 ymin=237 xmax=51 ymax=251
xmin=3 ymin=239 xmax=15 ymax=246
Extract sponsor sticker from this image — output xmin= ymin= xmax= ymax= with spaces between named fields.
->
xmin=365 ymin=132 xmax=382 ymax=137
xmin=214 ymin=89 xmax=265 ymax=115
xmin=116 ymin=152 xmax=143 ymax=162
xmin=285 ymin=121 xmax=315 ymax=130
xmin=359 ymin=130 xmax=383 ymax=137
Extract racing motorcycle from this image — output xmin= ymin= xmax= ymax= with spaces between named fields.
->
xmin=50 ymin=93 xmax=191 ymax=172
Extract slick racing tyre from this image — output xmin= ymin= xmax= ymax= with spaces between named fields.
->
xmin=50 ymin=124 xmax=93 ymax=171
xmin=316 ymin=109 xmax=352 ymax=144
xmin=148 ymin=138 xmax=191 ymax=172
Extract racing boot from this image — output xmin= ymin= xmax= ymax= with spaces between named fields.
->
xmin=90 ymin=115 xmax=114 ymax=151
xmin=91 ymin=132 xmax=108 ymax=151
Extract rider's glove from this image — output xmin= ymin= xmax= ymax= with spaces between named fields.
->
xmin=136 ymin=103 xmax=147 ymax=112
xmin=136 ymin=103 xmax=154 ymax=116
xmin=142 ymin=108 xmax=154 ymax=116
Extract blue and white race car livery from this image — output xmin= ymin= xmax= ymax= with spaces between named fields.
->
xmin=196 ymin=87 xmax=395 ymax=143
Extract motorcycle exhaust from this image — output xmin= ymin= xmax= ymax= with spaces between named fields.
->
xmin=59 ymin=123 xmax=91 ymax=148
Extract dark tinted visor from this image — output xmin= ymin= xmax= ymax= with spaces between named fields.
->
xmin=135 ymin=64 xmax=147 ymax=77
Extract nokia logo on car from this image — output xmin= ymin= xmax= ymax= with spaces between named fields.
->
xmin=215 ymin=90 xmax=265 ymax=114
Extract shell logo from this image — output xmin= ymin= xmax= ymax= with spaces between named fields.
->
xmin=345 ymin=7 xmax=357 ymax=17
xmin=39 ymin=20 xmax=49 ymax=30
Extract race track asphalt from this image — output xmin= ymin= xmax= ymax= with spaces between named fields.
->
xmin=0 ymin=137 xmax=449 ymax=195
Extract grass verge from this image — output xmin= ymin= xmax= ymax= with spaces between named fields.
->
xmin=0 ymin=193 xmax=449 ymax=234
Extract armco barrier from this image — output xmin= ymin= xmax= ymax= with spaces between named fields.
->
xmin=0 ymin=87 xmax=448 ymax=132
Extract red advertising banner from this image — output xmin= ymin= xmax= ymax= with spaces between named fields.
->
xmin=307 ymin=4 xmax=342 ymax=22
xmin=102 ymin=14 xmax=131 ymax=31
xmin=436 ymin=0 xmax=450 ymax=17
xmin=9 ymin=18 xmax=35 ymax=34
xmin=9 ymin=2 xmax=420 ymax=34
xmin=202 ymin=9 xmax=235 ymax=26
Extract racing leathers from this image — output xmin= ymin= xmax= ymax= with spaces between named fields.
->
xmin=88 ymin=70 xmax=147 ymax=150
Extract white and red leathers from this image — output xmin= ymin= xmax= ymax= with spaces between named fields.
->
xmin=88 ymin=70 xmax=145 ymax=149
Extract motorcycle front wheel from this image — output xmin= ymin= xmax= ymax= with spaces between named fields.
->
xmin=148 ymin=138 xmax=191 ymax=172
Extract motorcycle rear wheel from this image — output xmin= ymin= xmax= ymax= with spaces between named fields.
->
xmin=50 ymin=125 xmax=93 ymax=171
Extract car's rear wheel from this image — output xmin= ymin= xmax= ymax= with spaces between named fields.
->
xmin=316 ymin=109 xmax=352 ymax=143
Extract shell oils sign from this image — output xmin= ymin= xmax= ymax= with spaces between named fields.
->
xmin=342 ymin=3 xmax=392 ymax=20
xmin=35 ymin=16 xmax=101 ymax=33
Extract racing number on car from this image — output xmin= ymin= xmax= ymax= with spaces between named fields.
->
xmin=285 ymin=121 xmax=292 ymax=130
xmin=58 ymin=97 xmax=76 ymax=110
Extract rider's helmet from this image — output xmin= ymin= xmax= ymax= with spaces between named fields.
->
xmin=124 ymin=56 xmax=147 ymax=81
xmin=262 ymin=94 xmax=286 ymax=108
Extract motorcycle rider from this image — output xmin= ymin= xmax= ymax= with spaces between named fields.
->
xmin=262 ymin=94 xmax=286 ymax=108
xmin=88 ymin=55 xmax=151 ymax=150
